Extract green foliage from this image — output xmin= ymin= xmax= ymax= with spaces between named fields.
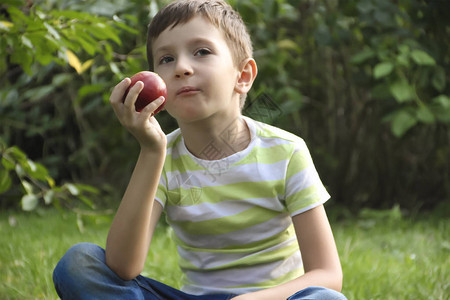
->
xmin=232 ymin=0 xmax=450 ymax=210
xmin=0 ymin=0 xmax=154 ymax=211
xmin=0 ymin=139 xmax=102 ymax=217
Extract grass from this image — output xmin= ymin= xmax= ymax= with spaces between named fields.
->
xmin=0 ymin=208 xmax=448 ymax=299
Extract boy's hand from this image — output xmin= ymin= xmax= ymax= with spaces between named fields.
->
xmin=110 ymin=78 xmax=167 ymax=151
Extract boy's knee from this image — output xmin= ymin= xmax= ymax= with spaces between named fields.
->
xmin=53 ymin=243 xmax=105 ymax=288
xmin=288 ymin=287 xmax=347 ymax=300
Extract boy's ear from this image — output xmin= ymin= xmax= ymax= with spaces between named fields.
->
xmin=235 ymin=58 xmax=258 ymax=95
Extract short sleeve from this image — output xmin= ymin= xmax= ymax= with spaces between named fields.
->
xmin=284 ymin=140 xmax=330 ymax=216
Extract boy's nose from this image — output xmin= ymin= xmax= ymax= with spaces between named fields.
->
xmin=175 ymin=70 xmax=192 ymax=78
xmin=174 ymin=57 xmax=193 ymax=78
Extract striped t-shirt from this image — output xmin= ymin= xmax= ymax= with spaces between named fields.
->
xmin=155 ymin=116 xmax=330 ymax=295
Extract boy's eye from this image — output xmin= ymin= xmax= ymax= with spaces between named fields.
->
xmin=159 ymin=56 xmax=174 ymax=64
xmin=195 ymin=48 xmax=211 ymax=56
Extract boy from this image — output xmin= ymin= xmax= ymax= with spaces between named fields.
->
xmin=53 ymin=1 xmax=346 ymax=299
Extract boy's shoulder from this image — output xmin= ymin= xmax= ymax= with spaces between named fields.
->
xmin=248 ymin=117 xmax=305 ymax=145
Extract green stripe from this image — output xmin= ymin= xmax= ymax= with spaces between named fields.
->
xmin=286 ymin=185 xmax=321 ymax=213
xmin=169 ymin=205 xmax=280 ymax=235
xmin=172 ymin=224 xmax=295 ymax=255
xmin=285 ymin=150 xmax=313 ymax=179
xmin=220 ymin=224 xmax=295 ymax=251
xmin=164 ymin=153 xmax=205 ymax=173
xmin=167 ymin=132 xmax=182 ymax=148
xmin=179 ymin=239 xmax=299 ymax=271
xmin=166 ymin=145 xmax=293 ymax=172
xmin=166 ymin=179 xmax=285 ymax=206
xmin=235 ymin=144 xmax=292 ymax=166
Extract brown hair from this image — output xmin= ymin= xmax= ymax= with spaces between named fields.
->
xmin=146 ymin=0 xmax=253 ymax=71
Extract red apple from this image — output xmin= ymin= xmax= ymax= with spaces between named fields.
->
xmin=124 ymin=71 xmax=167 ymax=113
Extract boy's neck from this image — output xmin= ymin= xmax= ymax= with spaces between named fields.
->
xmin=180 ymin=115 xmax=250 ymax=160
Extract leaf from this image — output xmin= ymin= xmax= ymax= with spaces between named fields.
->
xmin=79 ymin=59 xmax=94 ymax=74
xmin=11 ymin=47 xmax=32 ymax=75
xmin=26 ymin=159 xmax=37 ymax=172
xmin=66 ymin=50 xmax=82 ymax=74
xmin=7 ymin=146 xmax=27 ymax=161
xmin=76 ymin=214 xmax=85 ymax=233
xmin=21 ymin=180 xmax=34 ymax=194
xmin=93 ymin=23 xmax=121 ymax=45
xmin=113 ymin=20 xmax=139 ymax=34
xmin=430 ymin=96 xmax=450 ymax=123
xmin=374 ymin=62 xmax=394 ymax=79
xmin=23 ymin=85 xmax=55 ymax=102
xmin=391 ymin=110 xmax=418 ymax=137
xmin=410 ymin=50 xmax=435 ymax=66
xmin=44 ymin=22 xmax=60 ymax=40
xmin=0 ymin=169 xmax=12 ymax=194
xmin=72 ymin=31 xmax=97 ymax=55
xmin=390 ymin=80 xmax=414 ymax=103
xmin=21 ymin=35 xmax=33 ymax=49
xmin=75 ymin=183 xmax=99 ymax=194
xmin=109 ymin=62 xmax=123 ymax=77
xmin=277 ymin=39 xmax=299 ymax=51
xmin=66 ymin=50 xmax=93 ymax=74
xmin=433 ymin=95 xmax=450 ymax=109
xmin=351 ymin=48 xmax=375 ymax=64
xmin=79 ymin=195 xmax=95 ymax=209
xmin=43 ymin=190 xmax=55 ymax=205
xmin=65 ymin=183 xmax=80 ymax=196
xmin=77 ymin=84 xmax=104 ymax=101
xmin=0 ymin=20 xmax=14 ymax=31
xmin=432 ymin=67 xmax=446 ymax=92
xmin=2 ymin=156 xmax=15 ymax=170
xmin=27 ymin=162 xmax=49 ymax=181
xmin=416 ymin=105 xmax=435 ymax=124
xmin=52 ymin=73 xmax=73 ymax=87
xmin=46 ymin=176 xmax=55 ymax=188
xmin=15 ymin=164 xmax=25 ymax=178
xmin=21 ymin=194 xmax=39 ymax=211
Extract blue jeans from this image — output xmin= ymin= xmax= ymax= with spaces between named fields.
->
xmin=53 ymin=243 xmax=346 ymax=300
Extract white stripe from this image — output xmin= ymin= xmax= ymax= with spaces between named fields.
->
xmin=178 ymin=236 xmax=297 ymax=270
xmin=165 ymin=158 xmax=289 ymax=190
xmin=285 ymin=165 xmax=319 ymax=198
xmin=170 ymin=213 xmax=292 ymax=248
xmin=167 ymin=197 xmax=285 ymax=222
xmin=182 ymin=251 xmax=302 ymax=291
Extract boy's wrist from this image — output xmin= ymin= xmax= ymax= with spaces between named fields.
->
xmin=139 ymin=141 xmax=167 ymax=158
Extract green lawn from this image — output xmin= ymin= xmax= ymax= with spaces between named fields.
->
xmin=0 ymin=208 xmax=448 ymax=299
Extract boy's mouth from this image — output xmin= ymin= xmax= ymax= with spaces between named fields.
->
xmin=176 ymin=86 xmax=200 ymax=96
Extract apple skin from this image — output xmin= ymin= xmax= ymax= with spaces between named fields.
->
xmin=124 ymin=71 xmax=167 ymax=113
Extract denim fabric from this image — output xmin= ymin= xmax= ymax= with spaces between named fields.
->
xmin=287 ymin=287 xmax=347 ymax=300
xmin=53 ymin=243 xmax=346 ymax=300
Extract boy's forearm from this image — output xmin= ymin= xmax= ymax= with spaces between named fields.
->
xmin=105 ymin=148 xmax=165 ymax=280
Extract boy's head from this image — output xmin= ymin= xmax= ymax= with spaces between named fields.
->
xmin=147 ymin=0 xmax=253 ymax=73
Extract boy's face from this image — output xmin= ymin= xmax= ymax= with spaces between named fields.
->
xmin=152 ymin=16 xmax=242 ymax=124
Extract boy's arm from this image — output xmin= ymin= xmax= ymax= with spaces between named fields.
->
xmin=105 ymin=78 xmax=167 ymax=280
xmin=232 ymin=204 xmax=343 ymax=300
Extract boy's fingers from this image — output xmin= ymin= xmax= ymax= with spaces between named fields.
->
xmin=140 ymin=96 xmax=165 ymax=118
xmin=110 ymin=78 xmax=131 ymax=105
xmin=122 ymin=81 xmax=144 ymax=110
